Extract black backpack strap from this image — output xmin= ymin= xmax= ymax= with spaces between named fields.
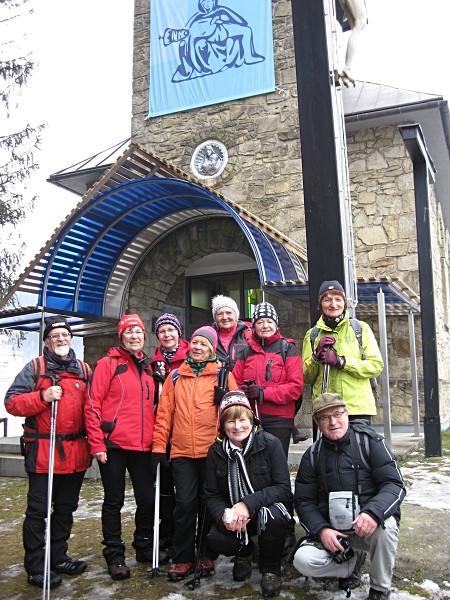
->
xmin=354 ymin=430 xmax=371 ymax=469
xmin=172 ymin=368 xmax=179 ymax=386
xmin=309 ymin=326 xmax=320 ymax=352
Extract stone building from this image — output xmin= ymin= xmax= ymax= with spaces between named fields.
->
xmin=1 ymin=0 xmax=449 ymax=431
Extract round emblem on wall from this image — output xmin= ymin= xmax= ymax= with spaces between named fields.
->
xmin=190 ymin=140 xmax=228 ymax=180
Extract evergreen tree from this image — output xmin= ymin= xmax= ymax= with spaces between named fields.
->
xmin=0 ymin=0 xmax=44 ymax=301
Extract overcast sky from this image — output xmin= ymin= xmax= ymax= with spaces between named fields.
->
xmin=8 ymin=0 xmax=450 ymax=268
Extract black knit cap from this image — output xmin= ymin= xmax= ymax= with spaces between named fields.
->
xmin=318 ymin=280 xmax=345 ymax=303
xmin=43 ymin=315 xmax=73 ymax=340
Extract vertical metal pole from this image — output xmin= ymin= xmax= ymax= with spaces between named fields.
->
xmin=408 ymin=311 xmax=421 ymax=436
xmin=377 ymin=289 xmax=392 ymax=448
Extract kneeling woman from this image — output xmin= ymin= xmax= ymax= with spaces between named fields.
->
xmin=205 ymin=391 xmax=293 ymax=598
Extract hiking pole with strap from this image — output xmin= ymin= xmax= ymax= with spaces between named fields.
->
xmin=185 ymin=503 xmax=208 ymax=590
xmin=43 ymin=393 xmax=58 ymax=600
xmin=150 ymin=463 xmax=161 ymax=577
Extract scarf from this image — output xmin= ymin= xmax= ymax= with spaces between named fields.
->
xmin=223 ymin=431 xmax=290 ymax=545
xmin=43 ymin=347 xmax=81 ymax=375
xmin=161 ymin=346 xmax=179 ymax=363
xmin=323 ymin=311 xmax=346 ymax=330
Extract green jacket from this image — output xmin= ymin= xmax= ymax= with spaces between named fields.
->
xmin=302 ymin=313 xmax=384 ymax=416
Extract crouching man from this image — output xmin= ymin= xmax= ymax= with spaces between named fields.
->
xmin=292 ymin=393 xmax=406 ymax=600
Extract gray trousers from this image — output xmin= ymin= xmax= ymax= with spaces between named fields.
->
xmin=293 ymin=516 xmax=399 ymax=594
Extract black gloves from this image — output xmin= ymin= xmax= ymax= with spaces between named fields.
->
xmin=214 ymin=386 xmax=228 ymax=405
xmin=245 ymin=383 xmax=261 ymax=400
xmin=320 ymin=347 xmax=346 ymax=369
xmin=151 ymin=452 xmax=170 ymax=475
xmin=313 ymin=335 xmax=336 ymax=362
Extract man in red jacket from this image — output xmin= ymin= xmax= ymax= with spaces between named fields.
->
xmin=4 ymin=315 xmax=91 ymax=589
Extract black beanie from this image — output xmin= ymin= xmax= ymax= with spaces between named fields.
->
xmin=318 ymin=280 xmax=345 ymax=303
xmin=43 ymin=316 xmax=73 ymax=340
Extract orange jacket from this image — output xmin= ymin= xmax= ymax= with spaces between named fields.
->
xmin=152 ymin=360 xmax=237 ymax=460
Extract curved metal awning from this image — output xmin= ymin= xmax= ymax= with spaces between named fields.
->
xmin=0 ymin=143 xmax=308 ymax=335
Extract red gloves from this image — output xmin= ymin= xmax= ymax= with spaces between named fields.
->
xmin=313 ymin=335 xmax=336 ymax=362
xmin=319 ymin=347 xmax=346 ymax=369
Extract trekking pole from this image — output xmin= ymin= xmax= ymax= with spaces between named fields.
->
xmin=322 ymin=363 xmax=330 ymax=394
xmin=185 ymin=503 xmax=208 ymax=590
xmin=150 ymin=463 xmax=161 ymax=577
xmin=43 ymin=395 xmax=58 ymax=600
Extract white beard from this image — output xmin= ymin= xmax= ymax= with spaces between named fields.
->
xmin=54 ymin=344 xmax=69 ymax=358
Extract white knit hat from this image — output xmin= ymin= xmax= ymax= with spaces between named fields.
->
xmin=211 ymin=295 xmax=239 ymax=320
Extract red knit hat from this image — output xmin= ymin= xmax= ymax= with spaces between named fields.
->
xmin=118 ymin=314 xmax=146 ymax=339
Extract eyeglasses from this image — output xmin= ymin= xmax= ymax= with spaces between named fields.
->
xmin=316 ymin=409 xmax=346 ymax=423
xmin=122 ymin=328 xmax=144 ymax=336
xmin=47 ymin=332 xmax=71 ymax=339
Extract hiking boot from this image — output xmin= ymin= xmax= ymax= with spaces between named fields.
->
xmin=233 ymin=555 xmax=252 ymax=581
xmin=27 ymin=571 xmax=62 ymax=589
xmin=197 ymin=556 xmax=215 ymax=576
xmin=55 ymin=558 xmax=88 ymax=575
xmin=135 ymin=549 xmax=152 ymax=563
xmin=261 ymin=572 xmax=282 ymax=597
xmin=293 ymin=431 xmax=309 ymax=443
xmin=108 ymin=561 xmax=130 ymax=580
xmin=167 ymin=562 xmax=194 ymax=581
xmin=368 ymin=588 xmax=390 ymax=600
xmin=338 ymin=550 xmax=366 ymax=590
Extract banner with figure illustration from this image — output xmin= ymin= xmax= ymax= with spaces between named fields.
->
xmin=149 ymin=0 xmax=274 ymax=117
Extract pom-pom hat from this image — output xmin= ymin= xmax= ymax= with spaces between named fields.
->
xmin=118 ymin=314 xmax=146 ymax=339
xmin=251 ymin=302 xmax=278 ymax=326
xmin=211 ymin=295 xmax=239 ymax=320
xmin=218 ymin=390 xmax=256 ymax=422
xmin=154 ymin=313 xmax=182 ymax=338
xmin=191 ymin=325 xmax=218 ymax=351
xmin=43 ymin=316 xmax=73 ymax=340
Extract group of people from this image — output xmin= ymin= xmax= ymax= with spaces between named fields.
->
xmin=4 ymin=280 xmax=405 ymax=599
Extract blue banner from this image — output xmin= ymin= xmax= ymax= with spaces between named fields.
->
xmin=149 ymin=0 xmax=275 ymax=117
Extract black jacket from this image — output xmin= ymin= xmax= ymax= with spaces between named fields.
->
xmin=294 ymin=422 xmax=406 ymax=539
xmin=205 ymin=428 xmax=293 ymax=526
xmin=214 ymin=320 xmax=250 ymax=370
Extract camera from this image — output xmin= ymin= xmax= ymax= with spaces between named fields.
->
xmin=332 ymin=536 xmax=354 ymax=564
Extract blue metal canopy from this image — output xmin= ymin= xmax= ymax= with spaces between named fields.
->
xmin=0 ymin=144 xmax=308 ymax=334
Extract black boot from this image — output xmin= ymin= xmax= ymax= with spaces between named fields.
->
xmin=339 ymin=550 xmax=366 ymax=590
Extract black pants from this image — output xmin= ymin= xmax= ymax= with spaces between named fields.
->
xmin=23 ymin=470 xmax=85 ymax=575
xmin=159 ymin=462 xmax=175 ymax=540
xmin=98 ymin=449 xmax=154 ymax=564
xmin=171 ymin=457 xmax=211 ymax=563
xmin=206 ymin=504 xmax=290 ymax=576
xmin=260 ymin=414 xmax=294 ymax=459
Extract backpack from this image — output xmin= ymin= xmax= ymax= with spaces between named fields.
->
xmin=309 ymin=318 xmax=378 ymax=399
xmin=241 ymin=338 xmax=303 ymax=414
xmin=32 ymin=356 xmax=91 ymax=388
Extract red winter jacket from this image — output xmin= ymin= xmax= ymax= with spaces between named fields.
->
xmin=5 ymin=355 xmax=91 ymax=474
xmin=232 ymin=331 xmax=304 ymax=419
xmin=85 ymin=346 xmax=155 ymax=455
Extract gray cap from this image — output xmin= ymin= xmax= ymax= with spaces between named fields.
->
xmin=313 ymin=393 xmax=346 ymax=415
